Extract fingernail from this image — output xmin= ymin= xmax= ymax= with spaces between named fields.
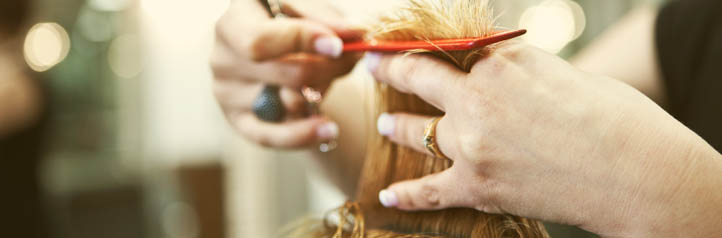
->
xmin=317 ymin=122 xmax=339 ymax=140
xmin=379 ymin=189 xmax=398 ymax=207
xmin=377 ymin=113 xmax=395 ymax=136
xmin=314 ymin=36 xmax=343 ymax=58
xmin=365 ymin=52 xmax=381 ymax=73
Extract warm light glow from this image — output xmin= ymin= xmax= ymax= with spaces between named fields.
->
xmin=518 ymin=0 xmax=586 ymax=54
xmin=78 ymin=7 xmax=113 ymax=42
xmin=140 ymin=0 xmax=230 ymax=50
xmin=566 ymin=0 xmax=586 ymax=42
xmin=108 ymin=34 xmax=143 ymax=78
xmin=141 ymin=0 xmax=229 ymax=26
xmin=89 ymin=0 xmax=130 ymax=11
xmin=23 ymin=23 xmax=71 ymax=72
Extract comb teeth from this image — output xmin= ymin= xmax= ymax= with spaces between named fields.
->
xmin=343 ymin=29 xmax=526 ymax=52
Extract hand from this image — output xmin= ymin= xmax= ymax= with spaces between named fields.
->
xmin=211 ymin=0 xmax=362 ymax=148
xmin=368 ymin=43 xmax=722 ymax=237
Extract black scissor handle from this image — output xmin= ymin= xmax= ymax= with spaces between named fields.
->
xmin=252 ymin=85 xmax=285 ymax=122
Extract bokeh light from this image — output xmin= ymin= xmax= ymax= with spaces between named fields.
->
xmin=108 ymin=34 xmax=143 ymax=78
xmin=23 ymin=22 xmax=71 ymax=72
xmin=77 ymin=7 xmax=114 ymax=42
xmin=89 ymin=0 xmax=130 ymax=12
xmin=519 ymin=0 xmax=586 ymax=54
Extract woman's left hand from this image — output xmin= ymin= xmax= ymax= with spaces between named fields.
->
xmin=367 ymin=42 xmax=722 ymax=237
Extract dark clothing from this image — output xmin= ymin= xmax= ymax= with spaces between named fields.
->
xmin=656 ymin=0 xmax=722 ymax=151
xmin=0 ymin=116 xmax=47 ymax=238
xmin=0 ymin=76 xmax=49 ymax=238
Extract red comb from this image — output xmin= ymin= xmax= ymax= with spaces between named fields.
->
xmin=343 ymin=29 xmax=526 ymax=52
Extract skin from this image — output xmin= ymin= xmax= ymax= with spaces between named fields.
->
xmin=213 ymin=2 xmax=722 ymax=237
xmin=369 ymin=43 xmax=722 ymax=237
xmin=211 ymin=0 xmax=367 ymax=195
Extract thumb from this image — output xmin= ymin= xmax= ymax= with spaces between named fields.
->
xmin=247 ymin=18 xmax=346 ymax=61
xmin=379 ymin=167 xmax=472 ymax=211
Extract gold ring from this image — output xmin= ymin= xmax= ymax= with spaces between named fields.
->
xmin=423 ymin=117 xmax=448 ymax=159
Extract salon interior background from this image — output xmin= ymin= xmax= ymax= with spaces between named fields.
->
xmin=15 ymin=0 xmax=664 ymax=237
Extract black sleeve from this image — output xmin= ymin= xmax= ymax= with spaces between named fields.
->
xmin=655 ymin=0 xmax=722 ymax=150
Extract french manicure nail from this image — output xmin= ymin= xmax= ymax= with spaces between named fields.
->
xmin=317 ymin=122 xmax=339 ymax=140
xmin=365 ymin=52 xmax=382 ymax=73
xmin=314 ymin=36 xmax=343 ymax=58
xmin=377 ymin=113 xmax=395 ymax=136
xmin=379 ymin=189 xmax=399 ymax=207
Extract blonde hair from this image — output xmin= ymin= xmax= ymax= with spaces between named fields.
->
xmin=285 ymin=0 xmax=548 ymax=237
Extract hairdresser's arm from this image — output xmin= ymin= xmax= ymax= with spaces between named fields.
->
xmin=367 ymin=43 xmax=722 ymax=238
xmin=211 ymin=0 xmax=366 ymax=196
xmin=571 ymin=5 xmax=666 ymax=105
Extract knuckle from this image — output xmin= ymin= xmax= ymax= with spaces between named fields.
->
xmin=247 ymin=37 xmax=267 ymax=61
xmin=501 ymin=44 xmax=536 ymax=64
xmin=457 ymin=134 xmax=494 ymax=164
xmin=474 ymin=178 xmax=502 ymax=207
xmin=211 ymin=82 xmax=227 ymax=100
xmin=214 ymin=15 xmax=229 ymax=39
xmin=245 ymin=27 xmax=275 ymax=62
xmin=495 ymin=41 xmax=527 ymax=55
xmin=471 ymin=54 xmax=510 ymax=79
xmin=282 ymin=64 xmax=314 ymax=88
xmin=289 ymin=23 xmax=308 ymax=52
xmin=209 ymin=55 xmax=229 ymax=78
xmin=455 ymin=135 xmax=475 ymax=158
xmin=385 ymin=57 xmax=419 ymax=92
xmin=419 ymin=182 xmax=441 ymax=207
xmin=498 ymin=42 xmax=526 ymax=55
xmin=209 ymin=56 xmax=222 ymax=73
xmin=392 ymin=114 xmax=410 ymax=139
xmin=255 ymin=136 xmax=274 ymax=148
xmin=399 ymin=58 xmax=422 ymax=85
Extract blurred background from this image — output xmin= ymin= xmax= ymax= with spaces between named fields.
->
xmin=0 ymin=0 xmax=664 ymax=237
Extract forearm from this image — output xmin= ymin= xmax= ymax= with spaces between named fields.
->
xmin=544 ymin=76 xmax=722 ymax=238
xmin=635 ymin=141 xmax=722 ymax=238
xmin=605 ymin=109 xmax=722 ymax=237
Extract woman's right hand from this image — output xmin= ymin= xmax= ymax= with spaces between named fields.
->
xmin=369 ymin=43 xmax=722 ymax=237
xmin=211 ymin=0 xmax=362 ymax=148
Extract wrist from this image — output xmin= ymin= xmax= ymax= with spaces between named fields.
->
xmin=587 ymin=92 xmax=722 ymax=237
xmin=623 ymin=137 xmax=722 ymax=237
xmin=656 ymin=146 xmax=722 ymax=237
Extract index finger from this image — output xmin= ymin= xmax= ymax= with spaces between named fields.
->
xmin=367 ymin=53 xmax=466 ymax=112
xmin=217 ymin=1 xmax=361 ymax=61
